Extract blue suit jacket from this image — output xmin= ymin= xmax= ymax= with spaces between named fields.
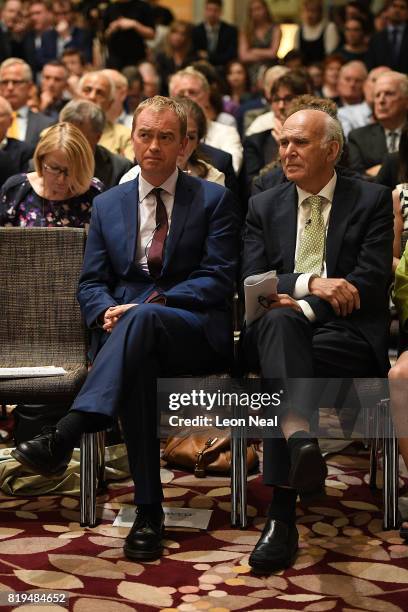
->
xmin=42 ymin=27 xmax=93 ymax=63
xmin=78 ymin=171 xmax=239 ymax=359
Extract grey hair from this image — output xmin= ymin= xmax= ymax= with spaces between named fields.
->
xmin=376 ymin=70 xmax=408 ymax=97
xmin=0 ymin=57 xmax=33 ymax=82
xmin=78 ymin=70 xmax=116 ymax=103
xmin=322 ymin=113 xmax=344 ymax=164
xmin=169 ymin=66 xmax=209 ymax=95
xmin=59 ymin=99 xmax=106 ymax=134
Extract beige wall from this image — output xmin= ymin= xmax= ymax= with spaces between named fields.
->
xmin=158 ymin=0 xmax=193 ymax=22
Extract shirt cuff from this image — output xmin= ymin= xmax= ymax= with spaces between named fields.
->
xmin=293 ymin=273 xmax=314 ymax=299
xmin=297 ymin=299 xmax=316 ymax=322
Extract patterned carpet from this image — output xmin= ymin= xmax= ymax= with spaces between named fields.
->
xmin=1 ymin=443 xmax=408 ymax=612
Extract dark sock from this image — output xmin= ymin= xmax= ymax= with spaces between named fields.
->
xmin=268 ymin=486 xmax=297 ymax=525
xmin=287 ymin=430 xmax=317 ymax=456
xmin=56 ymin=410 xmax=111 ymax=448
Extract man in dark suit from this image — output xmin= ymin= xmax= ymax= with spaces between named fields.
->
xmin=12 ymin=96 xmax=239 ymax=561
xmin=348 ymin=71 xmax=408 ymax=177
xmin=21 ymin=0 xmax=54 ymax=78
xmin=0 ymin=94 xmax=34 ymax=185
xmin=41 ymin=0 xmax=93 ymax=64
xmin=60 ymin=99 xmax=133 ymax=188
xmin=192 ymin=0 xmax=238 ymax=70
xmin=241 ymin=107 xmax=393 ymax=572
xmin=0 ymin=57 xmax=55 ymax=148
xmin=366 ymin=0 xmax=408 ymax=74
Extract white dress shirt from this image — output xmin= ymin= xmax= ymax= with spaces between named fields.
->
xmin=293 ymin=172 xmax=338 ymax=321
xmin=136 ymin=168 xmax=178 ymax=272
xmin=204 ymin=120 xmax=243 ymax=175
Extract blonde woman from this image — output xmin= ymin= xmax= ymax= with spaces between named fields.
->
xmin=0 ymin=122 xmax=103 ymax=228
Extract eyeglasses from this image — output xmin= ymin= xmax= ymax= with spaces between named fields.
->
xmin=43 ymin=162 xmax=69 ymax=178
xmin=0 ymin=79 xmax=28 ymax=87
xmin=271 ymin=95 xmax=294 ymax=104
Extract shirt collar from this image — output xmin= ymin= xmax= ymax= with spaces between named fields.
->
xmin=139 ymin=167 xmax=179 ymax=202
xmin=16 ymin=105 xmax=29 ymax=119
xmin=296 ymin=171 xmax=337 ymax=207
xmin=385 ymin=126 xmax=403 ymax=135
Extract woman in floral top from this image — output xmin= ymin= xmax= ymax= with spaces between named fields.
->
xmin=0 ymin=122 xmax=104 ymax=229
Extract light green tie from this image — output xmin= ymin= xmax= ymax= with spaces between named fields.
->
xmin=295 ymin=195 xmax=325 ymax=275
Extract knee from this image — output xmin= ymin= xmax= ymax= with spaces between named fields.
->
xmin=259 ymin=306 xmax=306 ymax=331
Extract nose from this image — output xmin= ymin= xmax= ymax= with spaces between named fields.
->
xmin=149 ymin=136 xmax=160 ymax=151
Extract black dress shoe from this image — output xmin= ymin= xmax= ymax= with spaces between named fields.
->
xmin=11 ymin=427 xmax=72 ymax=477
xmin=124 ymin=507 xmax=165 ymax=561
xmin=288 ymin=437 xmax=327 ymax=495
xmin=249 ymin=517 xmax=298 ymax=573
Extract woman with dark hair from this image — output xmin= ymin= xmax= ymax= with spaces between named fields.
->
xmin=155 ymin=20 xmax=197 ymax=95
xmin=239 ymin=0 xmax=281 ymax=87
xmin=192 ymin=60 xmax=238 ymax=128
xmin=223 ymin=60 xmax=253 ymax=118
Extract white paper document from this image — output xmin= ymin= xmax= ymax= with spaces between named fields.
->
xmin=0 ymin=366 xmax=67 ymax=378
xmin=244 ymin=270 xmax=278 ymax=325
xmin=113 ymin=505 xmax=213 ymax=530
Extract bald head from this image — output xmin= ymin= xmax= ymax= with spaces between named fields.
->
xmin=280 ymin=109 xmax=341 ymax=193
xmin=337 ymin=61 xmax=367 ymax=105
xmin=78 ymin=71 xmax=115 ymax=113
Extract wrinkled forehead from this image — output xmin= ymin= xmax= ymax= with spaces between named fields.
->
xmin=374 ymin=76 xmax=404 ymax=95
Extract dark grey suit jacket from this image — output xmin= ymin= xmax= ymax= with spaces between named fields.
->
xmin=348 ymin=123 xmax=388 ymax=175
xmin=25 ymin=110 xmax=55 ymax=149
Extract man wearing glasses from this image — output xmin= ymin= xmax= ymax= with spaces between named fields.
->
xmin=0 ymin=57 xmax=54 ymax=148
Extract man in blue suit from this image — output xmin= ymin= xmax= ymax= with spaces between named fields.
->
xmin=12 ymin=96 xmax=239 ymax=561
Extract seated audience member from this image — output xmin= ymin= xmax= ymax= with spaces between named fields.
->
xmin=0 ymin=57 xmax=55 ymax=148
xmin=192 ymin=60 xmax=238 ymax=128
xmin=121 ymin=66 xmax=144 ymax=114
xmin=0 ymin=121 xmax=103 ymax=227
xmin=239 ymin=0 xmax=281 ymax=88
xmin=389 ymin=244 xmax=408 ymax=541
xmin=307 ymin=62 xmax=323 ymax=94
xmin=39 ymin=60 xmax=70 ymax=117
xmin=335 ymin=16 xmax=368 ymax=63
xmin=77 ymin=71 xmax=133 ymax=161
xmin=42 ymin=0 xmax=93 ymax=64
xmin=138 ymin=61 xmax=161 ymax=99
xmin=348 ymin=71 xmax=408 ymax=177
xmin=0 ymin=95 xmax=34 ymax=184
xmin=11 ymin=96 xmax=239 ymax=563
xmin=192 ymin=0 xmax=238 ymax=71
xmin=366 ymin=0 xmax=408 ymax=73
xmin=21 ymin=0 xmax=54 ymax=78
xmin=60 ymin=99 xmax=133 ymax=189
xmin=102 ymin=69 xmax=133 ymax=130
xmin=320 ymin=54 xmax=344 ymax=101
xmin=244 ymin=71 xmax=310 ymax=188
xmin=120 ymin=97 xmax=225 ymax=186
xmin=338 ymin=65 xmax=389 ymax=137
xmin=0 ymin=0 xmax=25 ymax=60
xmin=374 ymin=4 xmax=390 ymax=33
xmin=169 ymin=67 xmax=243 ymax=175
xmin=245 ymin=65 xmax=289 ymax=137
xmin=155 ymin=20 xmax=196 ymax=95
xmin=223 ymin=60 xmax=253 ymax=119
xmin=336 ymin=60 xmax=367 ymax=107
xmin=102 ymin=0 xmax=155 ymax=70
xmin=241 ymin=106 xmax=393 ymax=573
xmin=293 ymin=0 xmax=340 ymax=65
xmin=61 ymin=48 xmax=87 ymax=98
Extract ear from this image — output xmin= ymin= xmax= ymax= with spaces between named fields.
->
xmin=327 ymin=140 xmax=340 ymax=163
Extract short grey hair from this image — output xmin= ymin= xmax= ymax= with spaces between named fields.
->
xmin=169 ymin=66 xmax=209 ymax=96
xmin=323 ymin=113 xmax=344 ymax=164
xmin=78 ymin=70 xmax=116 ymax=103
xmin=376 ymin=70 xmax=408 ymax=97
xmin=132 ymin=95 xmax=187 ymax=138
xmin=0 ymin=57 xmax=33 ymax=82
xmin=59 ymin=99 xmax=105 ymax=134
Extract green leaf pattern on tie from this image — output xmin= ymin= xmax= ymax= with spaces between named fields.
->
xmin=295 ymin=195 xmax=325 ymax=275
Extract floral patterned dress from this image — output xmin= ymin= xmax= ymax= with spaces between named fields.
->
xmin=0 ymin=173 xmax=104 ymax=228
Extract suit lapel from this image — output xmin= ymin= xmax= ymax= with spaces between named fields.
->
xmin=120 ymin=177 xmax=139 ymax=263
xmin=275 ymin=183 xmax=297 ymax=271
xmin=326 ymin=176 xmax=357 ymax=275
xmin=162 ymin=172 xmax=194 ymax=274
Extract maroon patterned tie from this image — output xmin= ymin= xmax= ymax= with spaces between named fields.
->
xmin=147 ymin=188 xmax=168 ymax=278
